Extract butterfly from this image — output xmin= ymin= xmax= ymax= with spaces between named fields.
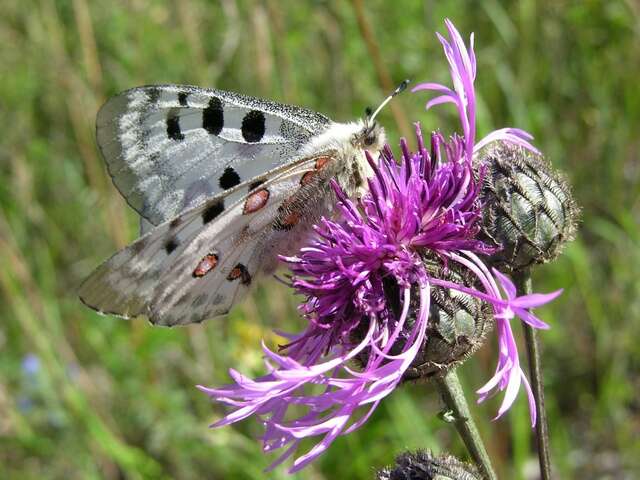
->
xmin=79 ymin=82 xmax=408 ymax=326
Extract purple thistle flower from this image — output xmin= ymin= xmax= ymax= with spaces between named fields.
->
xmin=412 ymin=19 xmax=540 ymax=158
xmin=199 ymin=19 xmax=561 ymax=472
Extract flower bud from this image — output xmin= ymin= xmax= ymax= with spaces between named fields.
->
xmin=349 ymin=256 xmax=492 ymax=381
xmin=376 ymin=450 xmax=481 ymax=480
xmin=403 ymin=258 xmax=492 ymax=380
xmin=476 ymin=141 xmax=579 ymax=272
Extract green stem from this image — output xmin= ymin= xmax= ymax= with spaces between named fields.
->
xmin=435 ymin=369 xmax=497 ymax=480
xmin=514 ymin=270 xmax=552 ymax=480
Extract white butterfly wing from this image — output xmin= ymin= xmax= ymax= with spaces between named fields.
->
xmin=79 ymin=152 xmax=337 ymax=326
xmin=97 ymin=85 xmax=332 ymax=227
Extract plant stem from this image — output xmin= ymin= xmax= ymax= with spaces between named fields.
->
xmin=435 ymin=369 xmax=497 ymax=480
xmin=514 ymin=270 xmax=552 ymax=480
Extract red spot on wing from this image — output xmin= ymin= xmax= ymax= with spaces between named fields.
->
xmin=243 ymin=189 xmax=270 ymax=214
xmin=300 ymin=155 xmax=334 ymax=186
xmin=193 ymin=253 xmax=219 ymax=277
xmin=315 ymin=156 xmax=332 ymax=170
xmin=226 ymin=263 xmax=252 ymax=285
xmin=281 ymin=210 xmax=302 ymax=228
xmin=275 ymin=196 xmax=302 ymax=230
xmin=300 ymin=171 xmax=316 ymax=186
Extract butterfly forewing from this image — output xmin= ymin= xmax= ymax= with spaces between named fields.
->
xmin=97 ymin=85 xmax=332 ymax=227
xmin=79 ymin=152 xmax=337 ymax=326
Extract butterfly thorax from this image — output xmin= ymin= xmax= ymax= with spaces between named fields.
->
xmin=300 ymin=119 xmax=386 ymax=198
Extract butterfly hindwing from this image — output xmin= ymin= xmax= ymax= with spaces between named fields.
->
xmin=79 ymin=152 xmax=337 ymax=325
xmin=97 ymin=85 xmax=332 ymax=228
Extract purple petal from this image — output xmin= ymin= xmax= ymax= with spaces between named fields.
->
xmin=426 ymin=94 xmax=458 ymax=110
xmin=515 ymin=308 xmax=551 ymax=330
xmin=475 ymin=128 xmax=541 ymax=155
xmin=492 ymin=268 xmax=517 ymax=300
xmin=288 ymin=421 xmax=345 ymax=473
xmin=521 ymin=372 xmax=537 ymax=427
xmin=511 ymin=290 xmax=564 ymax=309
xmin=411 ymin=82 xmax=452 ymax=94
xmin=476 ymin=361 xmax=511 ymax=397
xmin=495 ymin=366 xmax=522 ymax=420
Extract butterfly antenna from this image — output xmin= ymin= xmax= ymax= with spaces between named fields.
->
xmin=369 ymin=79 xmax=410 ymax=122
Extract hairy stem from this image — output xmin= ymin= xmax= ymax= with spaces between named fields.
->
xmin=435 ymin=369 xmax=497 ymax=480
xmin=514 ymin=270 xmax=552 ymax=480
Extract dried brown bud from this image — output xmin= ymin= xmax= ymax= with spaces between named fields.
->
xmin=376 ymin=450 xmax=481 ymax=480
xmin=476 ymin=141 xmax=579 ymax=272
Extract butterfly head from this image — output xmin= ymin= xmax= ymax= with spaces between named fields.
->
xmin=356 ymin=79 xmax=410 ymax=154
xmin=354 ymin=119 xmax=386 ymax=154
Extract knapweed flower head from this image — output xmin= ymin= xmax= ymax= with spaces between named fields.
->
xmin=199 ymin=19 xmax=562 ymax=473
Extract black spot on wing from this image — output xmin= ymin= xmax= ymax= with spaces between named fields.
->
xmin=241 ymin=110 xmax=266 ymax=142
xmin=249 ymin=179 xmax=265 ymax=191
xmin=169 ymin=217 xmax=182 ymax=229
xmin=219 ymin=167 xmax=241 ymax=190
xmin=178 ymin=92 xmax=189 ymax=106
xmin=164 ymin=237 xmax=179 ymax=254
xmin=167 ymin=112 xmax=184 ymax=141
xmin=202 ymin=200 xmax=225 ymax=224
xmin=203 ymin=97 xmax=224 ymax=135
xmin=146 ymin=87 xmax=161 ymax=104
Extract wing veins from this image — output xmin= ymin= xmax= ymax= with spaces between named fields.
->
xmin=160 ymin=152 xmax=331 ymax=254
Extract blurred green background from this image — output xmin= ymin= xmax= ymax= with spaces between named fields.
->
xmin=1 ymin=1 xmax=639 ymax=478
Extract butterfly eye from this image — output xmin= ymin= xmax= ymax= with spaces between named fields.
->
xmin=364 ymin=130 xmax=377 ymax=146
